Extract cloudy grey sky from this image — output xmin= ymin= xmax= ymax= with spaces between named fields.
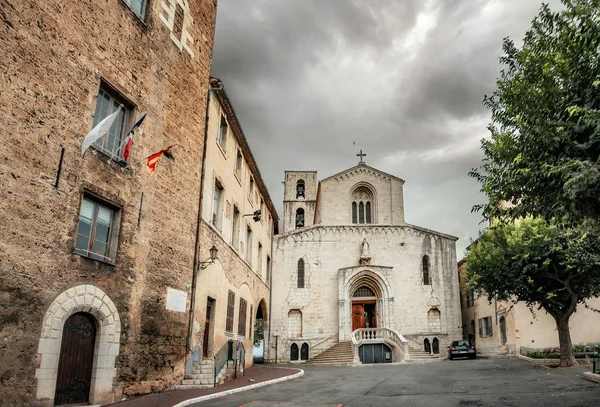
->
xmin=210 ymin=0 xmax=561 ymax=256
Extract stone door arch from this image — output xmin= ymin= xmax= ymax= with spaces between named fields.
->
xmin=35 ymin=285 xmax=121 ymax=405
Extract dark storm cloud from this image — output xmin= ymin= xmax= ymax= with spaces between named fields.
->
xmin=211 ymin=0 xmax=562 ymax=254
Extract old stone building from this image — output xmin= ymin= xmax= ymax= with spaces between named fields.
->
xmin=458 ymin=260 xmax=600 ymax=356
xmin=269 ymin=160 xmax=462 ymax=364
xmin=181 ymin=78 xmax=278 ymax=388
xmin=0 ymin=0 xmax=218 ymax=405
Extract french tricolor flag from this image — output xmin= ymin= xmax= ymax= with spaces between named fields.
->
xmin=123 ymin=111 xmax=147 ymax=161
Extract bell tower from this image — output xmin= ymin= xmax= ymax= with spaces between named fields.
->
xmin=283 ymin=171 xmax=317 ymax=233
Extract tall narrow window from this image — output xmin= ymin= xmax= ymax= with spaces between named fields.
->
xmin=422 ymin=256 xmax=430 ymax=285
xmin=266 ymin=255 xmax=271 ymax=283
xmin=212 ymin=182 xmax=224 ymax=230
xmin=366 ymin=202 xmax=372 ymax=224
xmin=218 ymin=115 xmax=228 ymax=152
xmin=235 ymin=149 xmax=243 ymax=178
xmin=352 ymin=202 xmax=357 ymax=224
xmin=75 ymin=195 xmax=120 ymax=263
xmin=358 ymin=202 xmax=365 ymax=224
xmin=248 ymin=176 xmax=254 ymax=202
xmin=226 ymin=290 xmax=235 ymax=333
xmin=297 ymin=259 xmax=305 ymax=288
xmin=258 ymin=243 xmax=263 ymax=276
xmin=231 ymin=206 xmax=240 ymax=248
xmin=92 ymin=86 xmax=130 ymax=161
xmin=246 ymin=226 xmax=253 ymax=264
xmin=296 ymin=180 xmax=305 ymax=199
xmin=238 ymin=298 xmax=247 ymax=337
xmin=295 ymin=208 xmax=305 ymax=229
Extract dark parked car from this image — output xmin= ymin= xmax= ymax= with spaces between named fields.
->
xmin=448 ymin=340 xmax=476 ymax=360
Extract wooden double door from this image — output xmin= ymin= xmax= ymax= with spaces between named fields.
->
xmin=352 ymin=301 xmax=377 ymax=331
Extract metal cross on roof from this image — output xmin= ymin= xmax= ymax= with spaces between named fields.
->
xmin=357 ymin=149 xmax=367 ymax=164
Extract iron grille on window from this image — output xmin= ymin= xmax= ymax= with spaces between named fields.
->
xmin=92 ymin=87 xmax=129 ymax=162
xmin=226 ymin=290 xmax=235 ymax=333
xmin=238 ymin=298 xmax=247 ymax=337
xmin=353 ymin=286 xmax=376 ymax=298
xmin=297 ymin=259 xmax=305 ymax=288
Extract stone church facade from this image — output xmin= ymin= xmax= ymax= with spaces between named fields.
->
xmin=269 ymin=163 xmax=462 ymax=363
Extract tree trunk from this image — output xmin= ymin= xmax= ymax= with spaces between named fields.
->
xmin=555 ymin=315 xmax=577 ymax=367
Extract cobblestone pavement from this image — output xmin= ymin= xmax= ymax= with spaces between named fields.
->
xmin=190 ymin=358 xmax=600 ymax=407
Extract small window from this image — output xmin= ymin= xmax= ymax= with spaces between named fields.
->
xmin=212 ymin=181 xmax=224 ymax=230
xmin=297 ymin=259 xmax=305 ymax=288
xmin=248 ymin=176 xmax=255 ymax=202
xmin=352 ymin=202 xmax=357 ymax=224
xmin=226 ymin=290 xmax=235 ymax=333
xmin=296 ymin=180 xmax=305 ymax=199
xmin=122 ymin=0 xmax=147 ymax=20
xmin=75 ymin=195 xmax=120 ymax=264
xmin=238 ymin=298 xmax=247 ymax=337
xmin=231 ymin=206 xmax=240 ymax=248
xmin=266 ymin=255 xmax=271 ymax=283
xmin=295 ymin=208 xmax=305 ymax=229
xmin=246 ymin=226 xmax=253 ymax=264
xmin=422 ymin=256 xmax=430 ymax=285
xmin=235 ymin=149 xmax=243 ymax=178
xmin=478 ymin=316 xmax=493 ymax=337
xmin=218 ymin=115 xmax=228 ymax=152
xmin=258 ymin=243 xmax=263 ymax=276
xmin=92 ymin=85 xmax=130 ymax=162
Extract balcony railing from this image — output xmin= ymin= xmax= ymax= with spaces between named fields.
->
xmin=351 ymin=328 xmax=409 ymax=362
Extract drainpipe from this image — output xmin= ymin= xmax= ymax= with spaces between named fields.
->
xmin=267 ymin=220 xmax=275 ymax=363
xmin=185 ymin=81 xmax=223 ymax=375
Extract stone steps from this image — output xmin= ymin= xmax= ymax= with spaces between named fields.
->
xmin=408 ymin=347 xmax=441 ymax=361
xmin=305 ymin=341 xmax=355 ymax=365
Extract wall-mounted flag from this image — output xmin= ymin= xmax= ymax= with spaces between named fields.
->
xmin=146 ymin=144 xmax=177 ymax=175
xmin=81 ymin=105 xmax=123 ymax=155
xmin=122 ymin=111 xmax=147 ymax=161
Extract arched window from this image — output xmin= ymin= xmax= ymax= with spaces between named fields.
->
xmin=301 ymin=343 xmax=309 ymax=360
xmin=295 ymin=208 xmax=304 ymax=229
xmin=352 ymin=286 xmax=376 ymax=298
xmin=296 ymin=180 xmax=305 ymax=199
xmin=351 ymin=186 xmax=374 ymax=224
xmin=290 ymin=343 xmax=299 ymax=361
xmin=297 ymin=259 xmax=305 ymax=288
xmin=358 ymin=202 xmax=364 ymax=223
xmin=422 ymin=256 xmax=430 ymax=285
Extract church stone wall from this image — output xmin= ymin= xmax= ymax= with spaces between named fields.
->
xmin=270 ymin=225 xmax=462 ymax=363
xmin=283 ymin=171 xmax=318 ymax=233
xmin=317 ymin=166 xmax=405 ymax=226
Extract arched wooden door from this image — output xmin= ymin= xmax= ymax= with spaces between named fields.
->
xmin=352 ymin=304 xmax=364 ymax=331
xmin=424 ymin=338 xmax=431 ymax=353
xmin=54 ymin=313 xmax=97 ymax=405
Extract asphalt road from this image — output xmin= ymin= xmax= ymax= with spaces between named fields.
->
xmin=192 ymin=358 xmax=600 ymax=407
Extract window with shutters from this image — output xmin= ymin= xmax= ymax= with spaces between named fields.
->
xmin=226 ymin=290 xmax=235 ymax=333
xmin=238 ymin=298 xmax=247 ymax=337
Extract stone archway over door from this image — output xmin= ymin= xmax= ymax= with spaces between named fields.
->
xmin=35 ymin=285 xmax=121 ymax=405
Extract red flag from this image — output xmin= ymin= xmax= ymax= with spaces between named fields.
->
xmin=146 ymin=144 xmax=176 ymax=175
xmin=123 ymin=134 xmax=133 ymax=161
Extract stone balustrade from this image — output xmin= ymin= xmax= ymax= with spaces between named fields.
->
xmin=351 ymin=328 xmax=409 ymax=362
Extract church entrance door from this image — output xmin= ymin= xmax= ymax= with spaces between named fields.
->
xmin=351 ymin=301 xmax=377 ymax=331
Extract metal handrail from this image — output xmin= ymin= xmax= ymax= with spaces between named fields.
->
xmin=213 ymin=340 xmax=231 ymax=387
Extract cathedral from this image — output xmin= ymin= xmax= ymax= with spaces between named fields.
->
xmin=269 ymin=158 xmax=462 ymax=364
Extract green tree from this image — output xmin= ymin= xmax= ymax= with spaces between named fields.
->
xmin=253 ymin=318 xmax=264 ymax=347
xmin=465 ymin=218 xmax=600 ymax=366
xmin=471 ymin=0 xmax=600 ymax=222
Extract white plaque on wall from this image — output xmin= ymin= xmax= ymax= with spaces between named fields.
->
xmin=166 ymin=288 xmax=187 ymax=313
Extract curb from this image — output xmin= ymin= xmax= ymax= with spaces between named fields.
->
xmin=171 ymin=369 xmax=304 ymax=407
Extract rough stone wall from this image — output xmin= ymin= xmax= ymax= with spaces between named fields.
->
xmin=317 ymin=165 xmax=405 ymax=226
xmin=270 ymin=225 xmax=462 ymax=363
xmin=0 ymin=0 xmax=216 ymax=404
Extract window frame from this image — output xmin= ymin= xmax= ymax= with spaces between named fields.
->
xmin=121 ymin=0 xmax=148 ymax=22
xmin=422 ymin=256 xmax=430 ymax=285
xmin=91 ymin=83 xmax=133 ymax=164
xmin=234 ymin=149 xmax=243 ymax=180
xmin=297 ymin=259 xmax=305 ymax=288
xmin=212 ymin=180 xmax=224 ymax=231
xmin=231 ymin=205 xmax=240 ymax=249
xmin=74 ymin=193 xmax=121 ymax=265
xmin=225 ymin=290 xmax=235 ymax=333
xmin=238 ymin=298 xmax=247 ymax=337
xmin=246 ymin=226 xmax=253 ymax=264
xmin=217 ymin=114 xmax=228 ymax=153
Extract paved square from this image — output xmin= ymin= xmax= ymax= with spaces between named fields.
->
xmin=193 ymin=359 xmax=600 ymax=407
xmin=240 ymin=403 xmax=342 ymax=407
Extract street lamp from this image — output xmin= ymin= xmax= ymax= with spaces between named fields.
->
xmin=199 ymin=245 xmax=218 ymax=270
